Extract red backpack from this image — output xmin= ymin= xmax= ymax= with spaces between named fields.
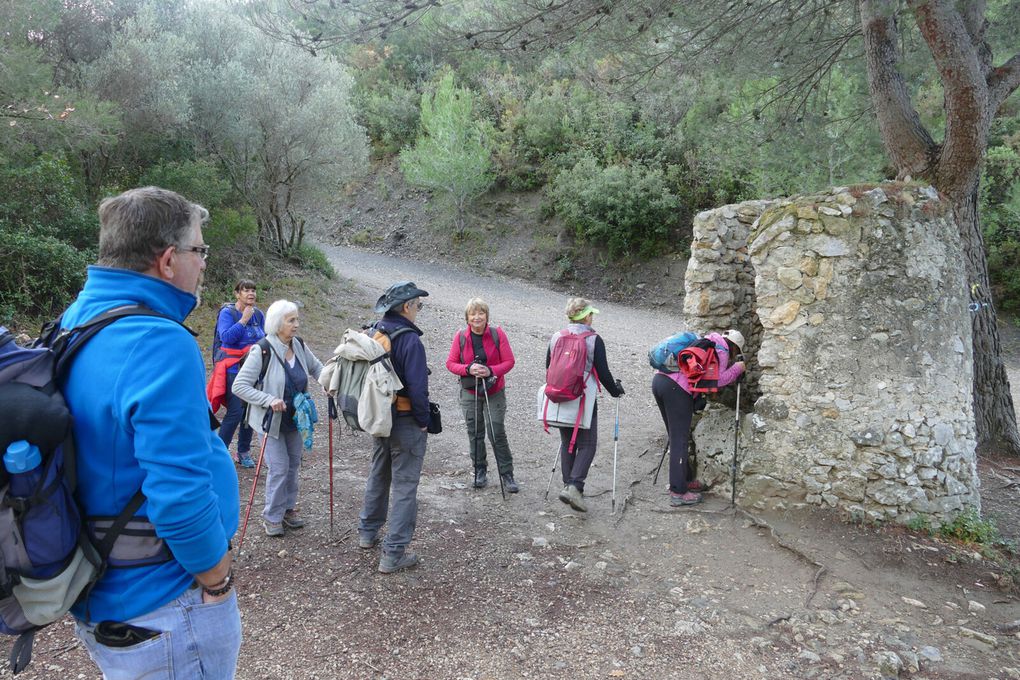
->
xmin=544 ymin=330 xmax=595 ymax=403
xmin=543 ymin=330 xmax=596 ymax=453
xmin=677 ymin=337 xmax=721 ymax=393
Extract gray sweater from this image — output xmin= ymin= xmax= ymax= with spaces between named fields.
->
xmin=233 ymin=334 xmax=323 ymax=439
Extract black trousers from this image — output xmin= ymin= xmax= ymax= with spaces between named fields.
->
xmin=652 ymin=373 xmax=695 ymax=494
xmin=558 ymin=401 xmax=598 ymax=493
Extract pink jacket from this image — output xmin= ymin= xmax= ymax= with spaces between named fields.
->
xmin=661 ymin=332 xmax=744 ymax=395
xmin=445 ymin=325 xmax=515 ymax=395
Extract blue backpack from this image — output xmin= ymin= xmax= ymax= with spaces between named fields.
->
xmin=0 ymin=307 xmax=169 ymax=674
xmin=648 ymin=331 xmax=699 ymax=373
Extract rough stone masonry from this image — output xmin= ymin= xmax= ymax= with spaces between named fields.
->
xmin=684 ymin=182 xmax=979 ymax=524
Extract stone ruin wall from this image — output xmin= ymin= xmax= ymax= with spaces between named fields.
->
xmin=683 ymin=183 xmax=979 ymax=524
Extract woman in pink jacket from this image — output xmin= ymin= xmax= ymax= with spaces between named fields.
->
xmin=445 ymin=297 xmax=518 ymax=492
xmin=652 ymin=329 xmax=745 ymax=506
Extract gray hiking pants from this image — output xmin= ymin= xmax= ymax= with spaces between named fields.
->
xmin=262 ymin=429 xmax=303 ymax=523
xmin=358 ymin=415 xmax=427 ymax=556
xmin=559 ymin=401 xmax=598 ymax=493
xmin=459 ymin=387 xmax=513 ymax=475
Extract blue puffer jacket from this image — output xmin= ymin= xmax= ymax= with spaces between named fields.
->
xmin=61 ymin=266 xmax=239 ymax=623
xmin=376 ymin=313 xmax=430 ymax=428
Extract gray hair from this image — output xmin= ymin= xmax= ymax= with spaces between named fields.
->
xmin=265 ymin=299 xmax=299 ymax=336
xmin=97 ymin=186 xmax=209 ymax=272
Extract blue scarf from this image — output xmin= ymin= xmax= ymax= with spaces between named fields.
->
xmin=292 ymin=392 xmax=319 ymax=450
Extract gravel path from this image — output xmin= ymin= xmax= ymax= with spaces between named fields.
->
xmin=11 ymin=245 xmax=1020 ymax=680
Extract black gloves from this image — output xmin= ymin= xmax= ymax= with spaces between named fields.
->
xmin=614 ymin=379 xmax=625 ymax=396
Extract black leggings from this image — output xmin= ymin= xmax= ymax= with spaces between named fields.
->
xmin=651 ymin=373 xmax=695 ymax=494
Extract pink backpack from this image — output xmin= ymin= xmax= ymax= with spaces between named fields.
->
xmin=544 ymin=330 xmax=595 ymax=403
xmin=543 ymin=330 xmax=596 ymax=453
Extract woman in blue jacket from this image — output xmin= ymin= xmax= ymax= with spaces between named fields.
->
xmin=214 ymin=280 xmax=265 ymax=467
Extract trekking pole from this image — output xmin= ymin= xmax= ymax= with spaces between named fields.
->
xmin=238 ymin=411 xmax=273 ymax=555
xmin=611 ymin=398 xmax=620 ymax=515
xmin=327 ymin=396 xmax=337 ymax=535
xmin=543 ymin=446 xmax=560 ymax=500
xmin=473 ymin=375 xmax=480 ymax=476
xmin=482 ymin=384 xmax=506 ymax=501
xmin=730 ymin=377 xmax=742 ymax=508
xmin=653 ymin=443 xmax=669 ymax=486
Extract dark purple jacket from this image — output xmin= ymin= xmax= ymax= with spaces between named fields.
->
xmin=377 ymin=313 xmax=430 ymax=428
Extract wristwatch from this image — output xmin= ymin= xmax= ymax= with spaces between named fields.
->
xmin=201 ymin=567 xmax=234 ymax=597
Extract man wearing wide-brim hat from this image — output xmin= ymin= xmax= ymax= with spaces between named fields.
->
xmin=358 ymin=281 xmax=432 ymax=574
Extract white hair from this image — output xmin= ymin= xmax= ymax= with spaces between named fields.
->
xmin=265 ymin=299 xmax=299 ymax=336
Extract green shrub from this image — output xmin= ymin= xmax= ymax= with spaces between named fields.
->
xmin=939 ymin=509 xmax=1004 ymax=545
xmin=0 ymin=155 xmax=98 ymax=249
xmin=293 ymin=243 xmax=335 ymax=279
xmin=0 ymin=156 xmax=97 ymax=322
xmin=356 ymin=80 xmax=421 ymax=155
xmin=0 ymin=225 xmax=90 ymax=324
xmin=547 ymin=154 xmax=681 ymax=257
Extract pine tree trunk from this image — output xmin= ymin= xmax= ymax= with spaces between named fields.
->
xmin=955 ymin=188 xmax=1020 ymax=456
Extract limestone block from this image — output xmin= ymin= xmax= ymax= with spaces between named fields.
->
xmin=777 ymin=267 xmax=803 ymax=289
xmin=867 ymin=480 xmax=926 ymax=507
xmin=769 ymin=301 xmax=801 ymax=325
xmin=799 ymin=255 xmax=819 ymax=276
xmin=804 ymin=234 xmax=851 ymax=257
xmin=821 ymin=215 xmax=851 ymax=235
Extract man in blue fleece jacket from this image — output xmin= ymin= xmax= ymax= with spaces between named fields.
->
xmin=358 ymin=281 xmax=431 ymax=574
xmin=61 ymin=187 xmax=241 ymax=678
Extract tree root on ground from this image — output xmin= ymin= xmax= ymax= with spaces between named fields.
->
xmin=736 ymin=508 xmax=827 ymax=609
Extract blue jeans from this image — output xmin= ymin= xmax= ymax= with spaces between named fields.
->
xmin=218 ymin=371 xmax=253 ymax=457
xmin=75 ymin=587 xmax=242 ymax=679
xmin=358 ymin=416 xmax=427 ymax=555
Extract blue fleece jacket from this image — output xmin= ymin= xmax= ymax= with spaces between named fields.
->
xmin=214 ymin=304 xmax=265 ymax=370
xmin=61 ymin=266 xmax=239 ymax=622
xmin=377 ymin=313 xmax=430 ymax=428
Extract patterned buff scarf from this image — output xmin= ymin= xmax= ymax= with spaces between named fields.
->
xmin=292 ymin=392 xmax=319 ymax=450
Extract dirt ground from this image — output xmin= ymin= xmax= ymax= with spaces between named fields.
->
xmin=8 ymin=172 xmax=1020 ymax=678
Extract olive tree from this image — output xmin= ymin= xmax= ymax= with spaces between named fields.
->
xmin=187 ymin=10 xmax=368 ymax=255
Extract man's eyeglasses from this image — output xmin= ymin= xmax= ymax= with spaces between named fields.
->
xmin=176 ymin=244 xmax=210 ymax=261
xmin=415 ymin=300 xmax=425 ymax=311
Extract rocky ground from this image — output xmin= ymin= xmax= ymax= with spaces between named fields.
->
xmin=9 ymin=168 xmax=1020 ymax=679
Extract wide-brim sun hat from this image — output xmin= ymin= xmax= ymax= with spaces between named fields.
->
xmin=374 ymin=281 xmax=430 ymax=314
xmin=721 ymin=329 xmax=745 ymax=353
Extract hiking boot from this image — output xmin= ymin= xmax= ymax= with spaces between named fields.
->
xmin=358 ymin=532 xmax=379 ymax=549
xmin=473 ymin=468 xmax=488 ymax=489
xmin=263 ymin=520 xmax=284 ymax=537
xmin=236 ymin=454 xmax=256 ymax=469
xmin=687 ymin=479 xmax=706 ymax=493
xmin=500 ymin=473 xmax=519 ymax=494
xmin=670 ymin=491 xmax=703 ymax=507
xmin=282 ymin=509 xmax=305 ymax=529
xmin=557 ymin=484 xmax=587 ymax=512
xmin=378 ymin=551 xmax=419 ymax=574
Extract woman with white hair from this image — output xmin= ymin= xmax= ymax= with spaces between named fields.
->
xmin=233 ymin=299 xmax=323 ymax=537
xmin=652 ymin=329 xmax=745 ymax=507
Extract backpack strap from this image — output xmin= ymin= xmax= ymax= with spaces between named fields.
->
xmin=50 ymin=305 xmax=190 ymax=379
xmin=253 ymin=337 xmax=274 ymax=388
xmin=458 ymin=327 xmax=500 ymax=366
